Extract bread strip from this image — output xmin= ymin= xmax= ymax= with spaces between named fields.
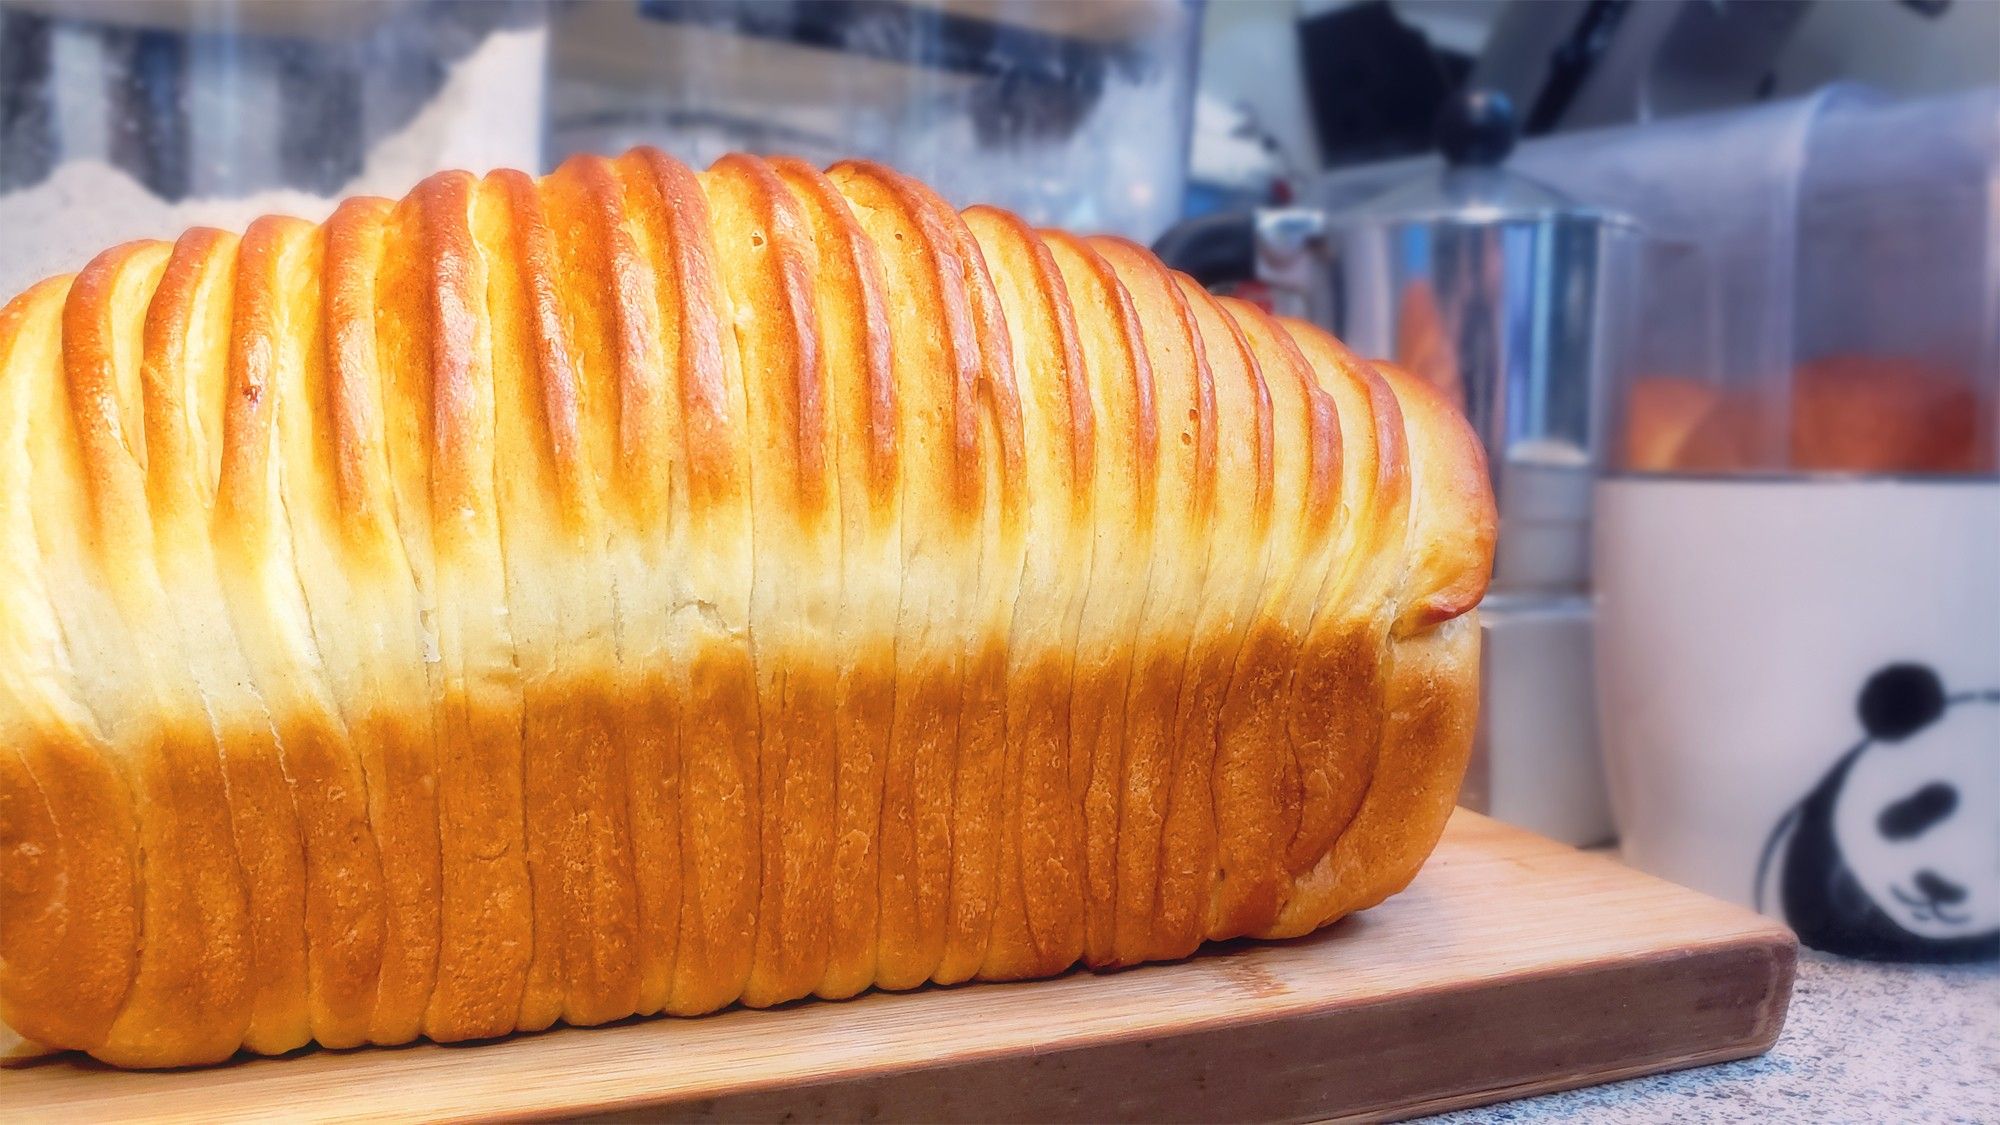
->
xmin=701 ymin=156 xmax=841 ymax=1008
xmin=627 ymin=152 xmax=762 ymax=1017
xmin=1274 ymin=326 xmax=1407 ymax=886
xmin=829 ymin=163 xmax=969 ymax=990
xmin=49 ymin=243 xmax=279 ymax=1067
xmin=568 ymin=154 xmax=684 ymax=1020
xmin=924 ymin=182 xmax=1028 ymax=990
xmin=374 ymin=181 xmax=511 ymax=1038
xmin=319 ymin=196 xmax=510 ymax=1044
xmin=962 ymin=209 xmax=1090 ymax=980
xmin=51 ymin=241 xmax=257 ymax=1068
xmin=1207 ymin=297 xmax=1340 ymax=939
xmin=1263 ymin=359 xmax=1492 ymax=936
xmin=770 ymin=158 xmax=901 ymax=1002
xmin=487 ymin=167 xmax=643 ymax=1028
xmin=1075 ymin=240 xmax=1203 ymax=966
xmin=154 ymin=230 xmax=332 ymax=1061
xmin=1153 ymin=278 xmax=1274 ymax=960
xmin=212 ymin=219 xmax=385 ymax=1050
xmin=1038 ymin=234 xmax=1156 ymax=969
xmin=0 ymin=281 xmax=140 ymax=1058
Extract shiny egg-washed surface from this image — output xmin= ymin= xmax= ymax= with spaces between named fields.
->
xmin=0 ymin=150 xmax=1495 ymax=1068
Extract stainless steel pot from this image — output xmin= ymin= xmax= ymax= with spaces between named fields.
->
xmin=1162 ymin=90 xmax=1646 ymax=595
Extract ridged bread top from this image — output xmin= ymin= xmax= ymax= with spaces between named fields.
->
xmin=0 ymin=150 xmax=1494 ymax=1067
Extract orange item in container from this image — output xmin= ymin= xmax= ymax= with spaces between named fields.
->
xmin=1622 ymin=358 xmax=1993 ymax=475
xmin=1789 ymin=356 xmax=1988 ymax=474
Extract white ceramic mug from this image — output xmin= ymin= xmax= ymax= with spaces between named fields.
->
xmin=1594 ymin=476 xmax=1998 ymax=962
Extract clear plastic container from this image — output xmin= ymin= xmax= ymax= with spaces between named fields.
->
xmin=545 ymin=0 xmax=1200 ymax=243
xmin=1302 ymin=85 xmax=2000 ymax=477
xmin=0 ymin=1 xmax=548 ymax=299
xmin=1581 ymin=89 xmax=2000 ymax=937
xmin=1506 ymin=85 xmax=2000 ymax=477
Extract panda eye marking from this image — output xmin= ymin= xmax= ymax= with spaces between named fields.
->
xmin=1858 ymin=663 xmax=1947 ymax=741
xmin=1877 ymin=782 xmax=1959 ymax=841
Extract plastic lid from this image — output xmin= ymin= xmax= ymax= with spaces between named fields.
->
xmin=1340 ymin=89 xmax=1632 ymax=226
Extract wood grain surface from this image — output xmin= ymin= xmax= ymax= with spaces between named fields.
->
xmin=0 ymin=811 xmax=1797 ymax=1123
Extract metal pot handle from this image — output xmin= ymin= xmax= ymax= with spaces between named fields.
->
xmin=1152 ymin=206 xmax=1328 ymax=319
xmin=1150 ymin=209 xmax=1257 ymax=289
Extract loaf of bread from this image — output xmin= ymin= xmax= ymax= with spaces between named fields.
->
xmin=0 ymin=150 xmax=1494 ymax=1068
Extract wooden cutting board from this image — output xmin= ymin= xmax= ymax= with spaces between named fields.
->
xmin=0 ymin=811 xmax=1796 ymax=1123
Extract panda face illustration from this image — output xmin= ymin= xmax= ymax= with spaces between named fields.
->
xmin=1834 ymin=680 xmax=1998 ymax=940
xmin=1757 ymin=663 xmax=2000 ymax=963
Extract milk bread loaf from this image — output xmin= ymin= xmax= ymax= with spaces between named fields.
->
xmin=0 ymin=150 xmax=1494 ymax=1067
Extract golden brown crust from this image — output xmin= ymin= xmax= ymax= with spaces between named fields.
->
xmin=1209 ymin=297 xmax=1339 ymax=939
xmin=626 ymin=149 xmax=760 ymax=1020
xmin=0 ymin=150 xmax=1492 ymax=1067
xmin=489 ymin=164 xmax=642 ymax=1031
xmin=0 ymin=280 xmax=144 ymax=1058
xmin=828 ymin=161 xmax=969 ymax=990
xmin=64 ymin=243 xmax=248 ymax=1069
xmin=1156 ymin=276 xmax=1271 ymax=962
xmin=704 ymin=153 xmax=840 ymax=1009
xmin=963 ymin=205 xmax=1089 ymax=981
xmin=1370 ymin=361 xmax=1496 ymax=634
xmin=769 ymin=157 xmax=899 ymax=1001
xmin=1036 ymin=231 xmax=1155 ymax=970
xmin=1277 ymin=320 xmax=1410 ymax=896
xmin=1081 ymin=237 xmax=1213 ymax=967
xmin=1258 ymin=353 xmax=1487 ymax=939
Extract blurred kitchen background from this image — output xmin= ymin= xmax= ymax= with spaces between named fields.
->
xmin=0 ymin=0 xmax=1993 ymax=956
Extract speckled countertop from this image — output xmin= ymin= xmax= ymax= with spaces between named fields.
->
xmin=1420 ymin=949 xmax=2000 ymax=1124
